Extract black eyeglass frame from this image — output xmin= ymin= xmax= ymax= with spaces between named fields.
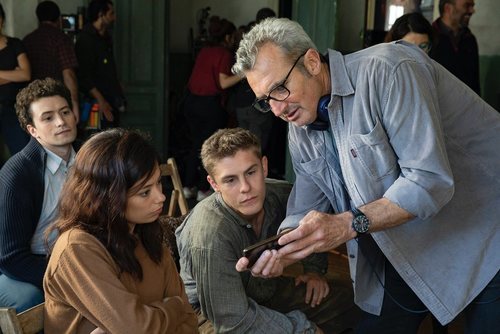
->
xmin=252 ymin=52 xmax=307 ymax=113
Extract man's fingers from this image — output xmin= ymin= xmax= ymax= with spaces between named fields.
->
xmin=235 ymin=257 xmax=249 ymax=272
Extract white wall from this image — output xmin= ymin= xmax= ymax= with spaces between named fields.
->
xmin=169 ymin=0 xmax=278 ymax=53
xmin=469 ymin=0 xmax=500 ymax=56
xmin=3 ymin=0 xmax=38 ymax=38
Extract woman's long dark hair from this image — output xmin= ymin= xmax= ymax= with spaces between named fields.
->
xmin=385 ymin=12 xmax=434 ymax=43
xmin=50 ymin=128 xmax=164 ymax=280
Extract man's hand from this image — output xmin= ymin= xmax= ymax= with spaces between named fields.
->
xmin=235 ymin=249 xmax=295 ymax=278
xmin=98 ymin=99 xmax=114 ymax=122
xmin=73 ymin=103 xmax=80 ymax=123
xmin=295 ymin=272 xmax=329 ymax=307
xmin=277 ymin=210 xmax=353 ymax=260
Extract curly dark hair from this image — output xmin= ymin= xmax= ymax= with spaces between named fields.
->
xmin=48 ymin=128 xmax=164 ymax=280
xmin=15 ymin=78 xmax=72 ymax=132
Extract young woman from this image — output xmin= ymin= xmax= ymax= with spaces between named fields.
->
xmin=183 ymin=16 xmax=242 ymax=201
xmin=44 ymin=129 xmax=197 ymax=333
xmin=385 ymin=12 xmax=434 ymax=54
xmin=0 ymin=3 xmax=30 ymax=160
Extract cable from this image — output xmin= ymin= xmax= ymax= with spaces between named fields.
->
xmin=322 ymin=130 xmax=428 ymax=314
xmin=354 ymin=237 xmax=429 ymax=314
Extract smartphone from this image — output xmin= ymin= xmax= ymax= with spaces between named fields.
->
xmin=242 ymin=228 xmax=294 ymax=268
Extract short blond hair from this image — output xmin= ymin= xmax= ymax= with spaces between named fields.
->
xmin=201 ymin=128 xmax=261 ymax=176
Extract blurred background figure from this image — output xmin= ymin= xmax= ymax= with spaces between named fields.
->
xmin=23 ymin=0 xmax=80 ymax=121
xmin=231 ymin=8 xmax=279 ymax=177
xmin=385 ymin=12 xmax=434 ymax=54
xmin=75 ymin=0 xmax=125 ymax=129
xmin=430 ymin=0 xmax=479 ymax=95
xmin=0 ymin=3 xmax=30 ymax=165
xmin=255 ymin=7 xmax=276 ymax=23
xmin=182 ymin=16 xmax=241 ymax=202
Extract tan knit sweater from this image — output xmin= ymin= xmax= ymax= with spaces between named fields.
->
xmin=44 ymin=228 xmax=198 ymax=333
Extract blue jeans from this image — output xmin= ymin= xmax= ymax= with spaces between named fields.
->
xmin=0 ymin=274 xmax=44 ymax=312
xmin=355 ymin=259 xmax=500 ymax=334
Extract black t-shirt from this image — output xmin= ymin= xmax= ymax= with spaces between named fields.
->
xmin=0 ymin=37 xmax=27 ymax=104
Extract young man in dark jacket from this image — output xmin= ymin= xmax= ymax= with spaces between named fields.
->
xmin=0 ymin=78 xmax=78 ymax=311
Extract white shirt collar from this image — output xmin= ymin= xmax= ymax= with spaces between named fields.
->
xmin=44 ymin=146 xmax=76 ymax=174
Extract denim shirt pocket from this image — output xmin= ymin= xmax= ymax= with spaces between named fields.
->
xmin=300 ymin=156 xmax=331 ymax=185
xmin=349 ymin=120 xmax=397 ymax=181
xmin=299 ymin=156 xmax=344 ymax=210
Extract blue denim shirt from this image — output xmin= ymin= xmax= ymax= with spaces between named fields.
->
xmin=176 ymin=180 xmax=325 ymax=333
xmin=282 ymin=42 xmax=500 ymax=325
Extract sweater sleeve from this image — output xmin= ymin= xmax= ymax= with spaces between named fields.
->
xmin=0 ymin=164 xmax=46 ymax=288
xmin=44 ymin=234 xmax=197 ymax=333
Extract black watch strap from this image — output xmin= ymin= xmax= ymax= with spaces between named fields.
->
xmin=351 ymin=207 xmax=363 ymax=217
xmin=351 ymin=207 xmax=370 ymax=235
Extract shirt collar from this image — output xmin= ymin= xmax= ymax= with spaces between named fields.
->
xmin=214 ymin=192 xmax=250 ymax=227
xmin=44 ymin=147 xmax=76 ymax=175
xmin=327 ymin=49 xmax=355 ymax=97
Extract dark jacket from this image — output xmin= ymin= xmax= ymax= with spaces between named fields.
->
xmin=75 ymin=23 xmax=122 ymax=100
xmin=0 ymin=138 xmax=47 ymax=289
xmin=0 ymin=138 xmax=80 ymax=289
xmin=430 ymin=18 xmax=480 ymax=95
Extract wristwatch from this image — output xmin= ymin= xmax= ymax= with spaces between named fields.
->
xmin=351 ymin=207 xmax=370 ymax=235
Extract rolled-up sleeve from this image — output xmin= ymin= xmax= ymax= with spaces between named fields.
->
xmin=380 ymin=60 xmax=454 ymax=219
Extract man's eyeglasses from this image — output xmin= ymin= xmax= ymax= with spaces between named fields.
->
xmin=252 ymin=52 xmax=306 ymax=113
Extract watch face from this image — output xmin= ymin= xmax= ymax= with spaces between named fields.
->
xmin=353 ymin=215 xmax=370 ymax=233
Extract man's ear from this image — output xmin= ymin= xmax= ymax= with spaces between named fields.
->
xmin=207 ymin=175 xmax=220 ymax=192
xmin=261 ymin=156 xmax=268 ymax=178
xmin=26 ymin=124 xmax=38 ymax=138
xmin=303 ymin=49 xmax=322 ymax=76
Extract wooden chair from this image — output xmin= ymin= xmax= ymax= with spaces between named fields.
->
xmin=0 ymin=303 xmax=44 ymax=334
xmin=160 ymin=157 xmax=189 ymax=217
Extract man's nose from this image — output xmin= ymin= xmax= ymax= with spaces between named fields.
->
xmin=55 ymin=114 xmax=66 ymax=126
xmin=269 ymin=99 xmax=287 ymax=118
xmin=240 ymin=178 xmax=250 ymax=193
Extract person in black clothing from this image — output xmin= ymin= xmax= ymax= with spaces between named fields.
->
xmin=75 ymin=0 xmax=124 ymax=129
xmin=0 ymin=4 xmax=31 ymax=163
xmin=430 ymin=0 xmax=480 ymax=95
xmin=23 ymin=1 xmax=80 ymax=121
xmin=0 ymin=78 xmax=78 ymax=312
